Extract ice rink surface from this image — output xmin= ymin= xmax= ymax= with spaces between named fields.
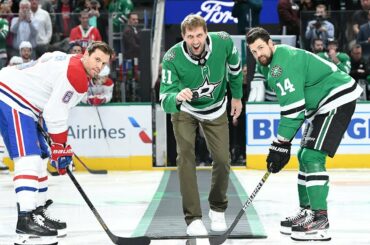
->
xmin=1 ymin=169 xmax=370 ymax=245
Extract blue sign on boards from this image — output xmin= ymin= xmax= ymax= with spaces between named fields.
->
xmin=164 ymin=0 xmax=279 ymax=25
xmin=165 ymin=0 xmax=236 ymax=24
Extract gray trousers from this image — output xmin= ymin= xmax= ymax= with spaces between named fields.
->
xmin=171 ymin=111 xmax=230 ymax=225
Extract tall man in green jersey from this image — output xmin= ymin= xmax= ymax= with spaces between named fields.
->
xmin=246 ymin=27 xmax=362 ymax=242
xmin=159 ymin=15 xmax=243 ymax=236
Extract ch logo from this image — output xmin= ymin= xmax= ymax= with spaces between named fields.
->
xmin=128 ymin=117 xmax=152 ymax=143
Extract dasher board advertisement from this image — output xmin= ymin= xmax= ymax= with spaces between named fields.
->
xmin=246 ymin=103 xmax=370 ymax=155
xmin=67 ymin=105 xmax=152 ymax=157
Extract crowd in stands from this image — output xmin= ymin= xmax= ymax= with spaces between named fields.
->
xmin=248 ymin=0 xmax=370 ymax=102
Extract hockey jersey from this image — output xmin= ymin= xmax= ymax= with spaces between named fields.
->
xmin=256 ymin=44 xmax=363 ymax=141
xmin=81 ymin=77 xmax=114 ymax=104
xmin=0 ymin=52 xmax=89 ymax=142
xmin=160 ymin=32 xmax=243 ymax=120
xmin=69 ymin=25 xmax=102 ymax=51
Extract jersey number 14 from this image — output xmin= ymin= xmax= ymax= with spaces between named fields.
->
xmin=276 ymin=78 xmax=295 ymax=96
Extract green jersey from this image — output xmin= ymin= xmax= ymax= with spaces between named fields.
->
xmin=0 ymin=18 xmax=9 ymax=58
xmin=108 ymin=0 xmax=133 ymax=33
xmin=317 ymin=51 xmax=351 ymax=74
xmin=256 ymin=44 xmax=362 ymax=141
xmin=160 ymin=32 xmax=243 ymax=120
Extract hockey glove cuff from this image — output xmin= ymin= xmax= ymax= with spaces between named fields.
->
xmin=266 ymin=140 xmax=291 ymax=173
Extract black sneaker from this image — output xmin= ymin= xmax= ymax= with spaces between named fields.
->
xmin=280 ymin=207 xmax=310 ymax=235
xmin=34 ymin=200 xmax=67 ymax=237
xmin=291 ymin=210 xmax=331 ymax=241
xmin=15 ymin=211 xmax=58 ymax=245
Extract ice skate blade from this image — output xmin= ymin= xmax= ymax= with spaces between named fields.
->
xmin=280 ymin=226 xmax=292 ymax=235
xmin=14 ymin=233 xmax=58 ymax=245
xmin=56 ymin=228 xmax=67 ymax=237
xmin=291 ymin=230 xmax=331 ymax=241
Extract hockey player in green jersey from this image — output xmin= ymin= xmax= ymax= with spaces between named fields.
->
xmin=159 ymin=14 xmax=243 ymax=236
xmin=246 ymin=27 xmax=362 ymax=241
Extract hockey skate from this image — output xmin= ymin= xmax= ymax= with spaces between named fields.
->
xmin=291 ymin=210 xmax=331 ymax=241
xmin=15 ymin=211 xmax=58 ymax=245
xmin=280 ymin=207 xmax=310 ymax=235
xmin=34 ymin=200 xmax=67 ymax=237
xmin=0 ymin=161 xmax=9 ymax=174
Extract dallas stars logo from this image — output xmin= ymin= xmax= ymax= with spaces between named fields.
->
xmin=270 ymin=65 xmax=282 ymax=78
xmin=192 ymin=76 xmax=221 ymax=99
xmin=163 ymin=49 xmax=175 ymax=62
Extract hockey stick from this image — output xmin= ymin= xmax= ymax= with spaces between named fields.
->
xmin=38 ymin=124 xmax=150 ymax=244
xmin=66 ymin=168 xmax=151 ymax=245
xmin=73 ymin=153 xmax=108 ymax=174
xmin=209 ymin=171 xmax=271 ymax=245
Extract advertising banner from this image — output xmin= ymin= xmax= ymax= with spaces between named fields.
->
xmin=164 ymin=0 xmax=279 ymax=25
xmin=246 ymin=103 xmax=370 ymax=155
xmin=67 ymin=105 xmax=152 ymax=157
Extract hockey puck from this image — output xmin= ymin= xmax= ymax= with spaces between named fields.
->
xmin=192 ymin=91 xmax=199 ymax=101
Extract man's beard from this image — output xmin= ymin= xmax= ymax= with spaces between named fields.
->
xmin=258 ymin=51 xmax=273 ymax=66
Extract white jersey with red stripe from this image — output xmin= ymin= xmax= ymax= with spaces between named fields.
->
xmin=0 ymin=51 xmax=89 ymax=136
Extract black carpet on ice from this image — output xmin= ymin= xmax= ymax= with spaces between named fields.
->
xmin=133 ymin=169 xmax=267 ymax=240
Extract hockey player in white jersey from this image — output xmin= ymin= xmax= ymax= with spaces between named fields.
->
xmin=0 ymin=41 xmax=113 ymax=245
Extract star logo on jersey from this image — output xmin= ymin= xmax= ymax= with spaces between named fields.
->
xmin=192 ymin=76 xmax=221 ymax=99
xmin=270 ymin=65 xmax=282 ymax=78
xmin=217 ymin=31 xmax=230 ymax=40
xmin=163 ymin=49 xmax=176 ymax=62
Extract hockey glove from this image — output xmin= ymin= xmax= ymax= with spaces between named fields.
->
xmin=50 ymin=143 xmax=73 ymax=175
xmin=266 ymin=140 xmax=291 ymax=173
xmin=88 ymin=96 xmax=106 ymax=106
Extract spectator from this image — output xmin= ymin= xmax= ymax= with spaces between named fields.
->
xmin=122 ymin=12 xmax=139 ymax=60
xmin=0 ymin=10 xmax=9 ymax=69
xmin=231 ymin=0 xmax=262 ymax=34
xmin=317 ymin=40 xmax=351 ymax=74
xmin=108 ymin=0 xmax=133 ymax=53
xmin=350 ymin=43 xmax=368 ymax=82
xmin=81 ymin=65 xmax=114 ymax=105
xmin=10 ymin=0 xmax=38 ymax=57
xmin=19 ymin=40 xmax=33 ymax=63
xmin=8 ymin=55 xmax=23 ymax=65
xmin=299 ymin=0 xmax=316 ymax=11
xmin=54 ymin=0 xmax=75 ymax=42
xmin=305 ymin=4 xmax=335 ymax=48
xmin=357 ymin=10 xmax=370 ymax=44
xmin=352 ymin=0 xmax=370 ymax=38
xmin=277 ymin=0 xmax=300 ymax=37
xmin=68 ymin=41 xmax=83 ymax=54
xmin=0 ymin=0 xmax=15 ymax=59
xmin=311 ymin=38 xmax=325 ymax=53
xmin=69 ymin=10 xmax=102 ymax=52
xmin=30 ymin=0 xmax=52 ymax=58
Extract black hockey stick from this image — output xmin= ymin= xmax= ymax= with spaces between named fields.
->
xmin=73 ymin=153 xmax=108 ymax=174
xmin=209 ymin=171 xmax=271 ymax=245
xmin=38 ymin=124 xmax=150 ymax=244
xmin=66 ymin=168 xmax=151 ymax=245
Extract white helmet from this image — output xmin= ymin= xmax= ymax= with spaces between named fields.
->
xmin=19 ymin=41 xmax=32 ymax=51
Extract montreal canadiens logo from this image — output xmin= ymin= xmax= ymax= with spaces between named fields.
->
xmin=62 ymin=91 xmax=74 ymax=103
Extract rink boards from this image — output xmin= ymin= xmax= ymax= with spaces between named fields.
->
xmin=4 ymin=102 xmax=370 ymax=170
